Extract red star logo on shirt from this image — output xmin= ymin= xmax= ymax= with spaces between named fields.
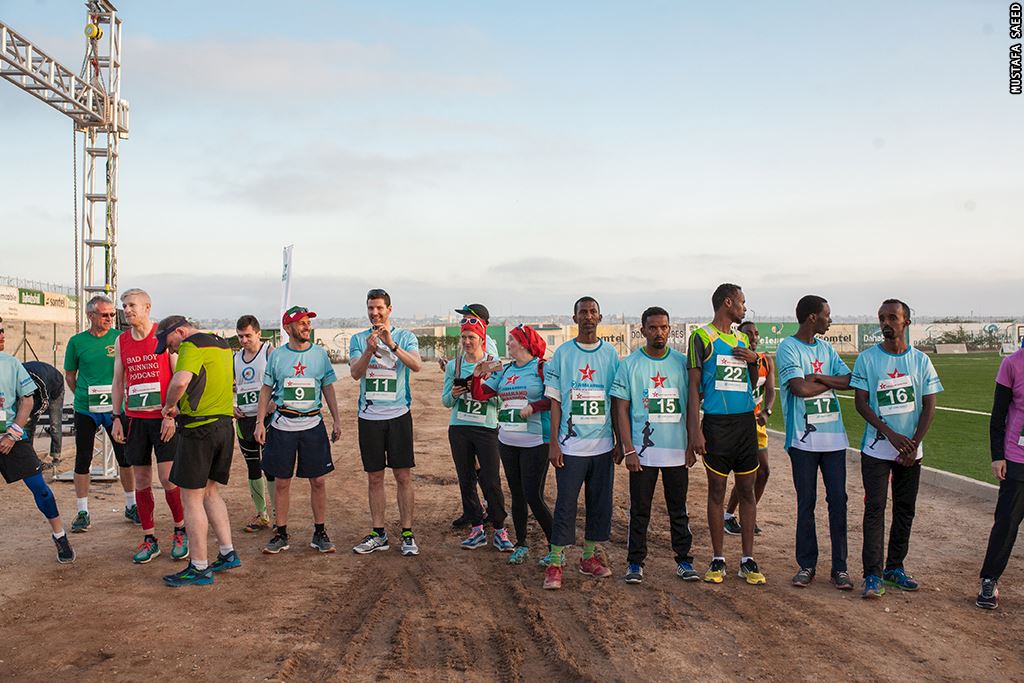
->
xmin=506 ymin=374 xmax=520 ymax=385
xmin=650 ymin=372 xmax=668 ymax=388
xmin=811 ymin=359 xmax=824 ymax=374
xmin=887 ymin=369 xmax=905 ymax=378
xmin=293 ymin=362 xmax=307 ymax=376
xmin=579 ymin=364 xmax=596 ymax=381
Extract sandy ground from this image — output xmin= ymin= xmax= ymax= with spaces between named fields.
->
xmin=1 ymin=364 xmax=1023 ymax=682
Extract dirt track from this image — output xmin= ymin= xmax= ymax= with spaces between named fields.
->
xmin=1 ymin=365 xmax=1022 ymax=682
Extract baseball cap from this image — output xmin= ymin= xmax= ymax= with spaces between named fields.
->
xmin=282 ymin=305 xmax=317 ymax=326
xmin=455 ymin=303 xmax=490 ymax=323
xmin=153 ymin=315 xmax=189 ymax=354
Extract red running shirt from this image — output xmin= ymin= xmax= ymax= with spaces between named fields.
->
xmin=119 ymin=324 xmax=172 ymax=418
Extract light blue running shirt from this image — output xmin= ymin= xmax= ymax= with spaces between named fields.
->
xmin=850 ymin=344 xmax=943 ymax=461
xmin=776 ymin=336 xmax=851 ymax=452
xmin=610 ymin=347 xmax=689 ymax=467
xmin=263 ymin=343 xmax=336 ymax=431
xmin=442 ymin=354 xmax=499 ymax=429
xmin=483 ymin=357 xmax=550 ymax=447
xmin=349 ymin=327 xmax=419 ymax=421
xmin=545 ymin=339 xmax=620 ymax=457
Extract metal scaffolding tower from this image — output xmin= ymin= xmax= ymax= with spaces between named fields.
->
xmin=1 ymin=1 xmax=130 ymax=480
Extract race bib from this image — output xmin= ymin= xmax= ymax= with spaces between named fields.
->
xmin=0 ymin=408 xmax=6 ymax=432
xmin=364 ymin=367 xmax=397 ymax=401
xmin=235 ymin=383 xmax=260 ymax=408
xmin=456 ymin=397 xmax=488 ymax=424
xmin=647 ymin=387 xmax=681 ymax=423
xmin=804 ymin=392 xmax=840 ymax=424
xmin=498 ymin=398 xmax=529 ymax=432
xmin=715 ymin=356 xmax=749 ymax=392
xmin=127 ymin=382 xmax=161 ymax=411
xmin=876 ymin=375 xmax=915 ymax=417
xmin=569 ymin=388 xmax=606 ymax=425
xmin=753 ymin=374 xmax=766 ymax=408
xmin=1017 ymin=423 xmax=1024 ymax=447
xmin=283 ymin=377 xmax=316 ymax=410
xmin=88 ymin=384 xmax=113 ymax=413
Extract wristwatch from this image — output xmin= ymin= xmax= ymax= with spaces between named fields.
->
xmin=389 ymin=342 xmax=399 ymax=353
xmin=766 ymin=408 xmax=773 ymax=416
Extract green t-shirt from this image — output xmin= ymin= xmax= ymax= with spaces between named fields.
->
xmin=175 ymin=333 xmax=234 ymax=428
xmin=64 ymin=328 xmax=121 ymax=414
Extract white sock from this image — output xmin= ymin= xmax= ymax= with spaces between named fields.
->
xmin=192 ymin=559 xmax=209 ymax=571
xmin=125 ymin=491 xmax=136 ymax=506
xmin=219 ymin=545 xmax=234 ymax=556
xmin=53 ymin=529 xmax=66 ymax=539
xmin=713 ymin=555 xmax=725 ymax=562
xmin=76 ymin=497 xmax=88 ymax=513
xmin=723 ymin=512 xmax=735 ymax=520
xmin=741 ymin=556 xmax=753 ymax=564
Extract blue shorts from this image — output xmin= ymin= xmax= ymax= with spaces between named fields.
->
xmin=262 ymin=421 xmax=334 ymax=479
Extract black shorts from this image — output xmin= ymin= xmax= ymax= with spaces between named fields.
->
xmin=262 ymin=420 xmax=334 ymax=479
xmin=170 ymin=417 xmax=235 ymax=489
xmin=235 ymin=415 xmax=266 ymax=459
xmin=0 ymin=440 xmax=43 ymax=484
xmin=74 ymin=412 xmax=129 ymax=474
xmin=702 ymin=412 xmax=759 ymax=477
xmin=124 ymin=416 xmax=179 ymax=466
xmin=358 ymin=412 xmax=415 ymax=473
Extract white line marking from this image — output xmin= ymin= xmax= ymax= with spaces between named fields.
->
xmin=833 ymin=393 xmax=990 ymax=416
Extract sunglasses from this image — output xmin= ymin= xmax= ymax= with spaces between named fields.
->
xmin=460 ymin=317 xmax=482 ymax=326
xmin=285 ymin=306 xmax=309 ymax=315
xmin=92 ymin=312 xmax=116 ymax=318
xmin=367 ymin=289 xmax=389 ymax=299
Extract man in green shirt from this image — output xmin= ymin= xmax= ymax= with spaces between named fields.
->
xmin=63 ymin=294 xmax=137 ymax=530
xmin=155 ymin=316 xmax=239 ymax=587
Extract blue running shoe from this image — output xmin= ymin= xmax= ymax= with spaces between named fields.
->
xmin=508 ymin=547 xmax=529 ymax=565
xmin=492 ymin=528 xmax=514 ymax=552
xmin=624 ymin=563 xmax=643 ymax=584
xmin=163 ymin=563 xmax=214 ymax=587
xmin=676 ymin=561 xmax=700 ymax=581
xmin=862 ymin=574 xmax=885 ymax=599
xmin=210 ymin=550 xmax=241 ymax=573
xmin=461 ymin=526 xmax=487 ymax=550
xmin=883 ymin=568 xmax=919 ymax=591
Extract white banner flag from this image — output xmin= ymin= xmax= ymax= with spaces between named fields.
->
xmin=281 ymin=245 xmax=294 ymax=344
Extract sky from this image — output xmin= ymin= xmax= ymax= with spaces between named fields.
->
xmin=1 ymin=0 xmax=1021 ymax=321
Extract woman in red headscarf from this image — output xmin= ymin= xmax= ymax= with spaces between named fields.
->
xmin=472 ymin=325 xmax=553 ymax=565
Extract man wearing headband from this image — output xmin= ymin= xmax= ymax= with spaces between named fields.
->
xmin=350 ymin=289 xmax=423 ymax=557
xmin=256 ymin=306 xmax=342 ymax=557
xmin=154 ymin=316 xmax=239 ymax=586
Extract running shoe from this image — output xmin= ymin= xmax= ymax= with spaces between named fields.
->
xmin=976 ymin=578 xmax=999 ymax=610
xmin=400 ymin=532 xmax=420 ymax=556
xmin=704 ymin=558 xmax=727 ymax=584
xmin=163 ymin=563 xmax=214 ymax=587
xmin=543 ymin=565 xmax=563 ymax=590
xmin=538 ymin=550 xmax=560 ymax=567
xmin=210 ymin=550 xmax=241 ymax=572
xmin=243 ymin=514 xmax=272 ymax=533
xmin=352 ymin=532 xmax=389 ymax=554
xmin=739 ymin=558 xmax=767 ymax=585
xmin=792 ymin=567 xmax=815 ymax=587
xmin=862 ymin=574 xmax=885 ymax=599
xmin=723 ymin=516 xmax=742 ymax=536
xmin=883 ymin=568 xmax=920 ymax=591
xmin=171 ymin=529 xmax=190 ymax=561
xmin=492 ymin=528 xmax=515 ymax=552
xmin=124 ymin=505 xmax=140 ymax=525
xmin=461 ymin=526 xmax=487 ymax=550
xmin=676 ymin=561 xmax=700 ymax=581
xmin=71 ymin=510 xmax=91 ymax=533
xmin=451 ymin=515 xmax=472 ymax=530
xmin=508 ymin=547 xmax=529 ymax=565
xmin=310 ymin=529 xmax=337 ymax=553
xmin=579 ymin=555 xmax=613 ymax=578
xmin=624 ymin=563 xmax=644 ymax=584
xmin=54 ymin=534 xmax=76 ymax=564
xmin=132 ymin=538 xmax=161 ymax=564
xmin=755 ymin=525 xmax=763 ymax=535
xmin=830 ymin=570 xmax=854 ymax=591
xmin=263 ymin=532 xmax=291 ymax=555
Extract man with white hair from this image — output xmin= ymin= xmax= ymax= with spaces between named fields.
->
xmin=63 ymin=294 xmax=136 ymax=531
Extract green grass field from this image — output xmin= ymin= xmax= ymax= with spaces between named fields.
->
xmin=766 ymin=352 xmax=1004 ymax=484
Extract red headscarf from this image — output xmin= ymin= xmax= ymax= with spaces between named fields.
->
xmin=510 ymin=324 xmax=546 ymax=359
xmin=460 ymin=318 xmax=487 ymax=341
